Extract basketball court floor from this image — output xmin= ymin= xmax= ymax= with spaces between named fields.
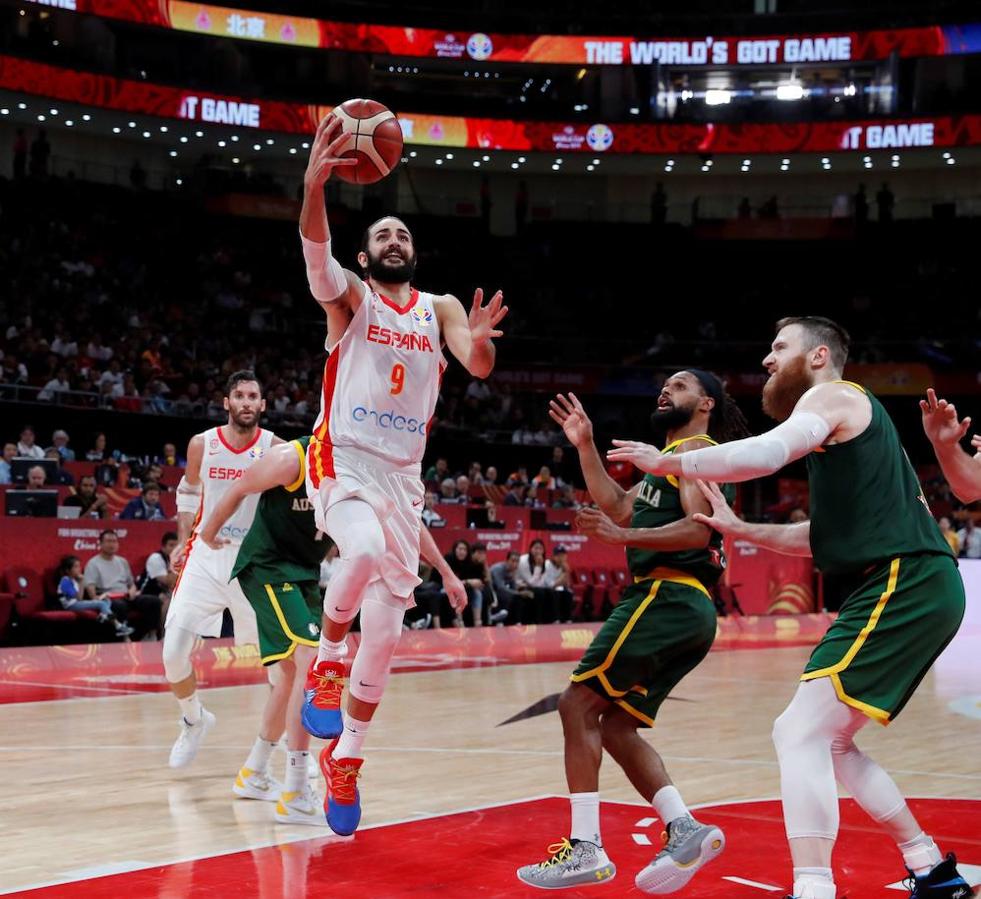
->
xmin=1 ymin=615 xmax=978 ymax=898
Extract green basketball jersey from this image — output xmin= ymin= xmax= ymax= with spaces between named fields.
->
xmin=806 ymin=383 xmax=953 ymax=576
xmin=231 ymin=437 xmax=328 ymax=583
xmin=625 ymin=435 xmax=735 ymax=587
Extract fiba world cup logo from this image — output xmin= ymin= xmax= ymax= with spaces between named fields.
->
xmin=586 ymin=124 xmax=614 ymax=152
xmin=467 ymin=33 xmax=494 ymax=60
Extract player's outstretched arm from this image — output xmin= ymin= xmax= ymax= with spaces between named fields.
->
xmin=438 ymin=288 xmax=507 ymax=379
xmin=198 ymin=442 xmax=303 ymax=550
xmin=549 ymin=392 xmax=635 ymax=524
xmin=418 ymin=522 xmax=468 ymax=613
xmin=300 ymin=115 xmax=361 ymax=309
xmin=607 ymin=382 xmax=858 ymax=482
xmin=920 ymin=388 xmax=981 ymax=503
xmin=692 ymin=480 xmax=812 ymax=557
xmin=172 ymin=434 xmax=204 ymax=572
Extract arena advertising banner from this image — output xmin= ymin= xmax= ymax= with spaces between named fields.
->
xmin=26 ymin=0 xmax=981 ymax=66
xmin=4 ymin=56 xmax=981 ymax=155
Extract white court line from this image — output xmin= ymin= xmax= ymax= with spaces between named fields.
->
xmin=722 ymin=875 xmax=783 ymax=891
xmin=0 ymin=678 xmax=146 ymax=696
xmin=6 ymin=791 xmax=976 ymax=895
xmin=0 ymin=793 xmax=559 ymax=896
xmin=0 ymin=742 xmax=979 ymax=785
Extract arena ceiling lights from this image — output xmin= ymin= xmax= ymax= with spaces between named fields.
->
xmin=1 ymin=95 xmax=973 ymax=177
xmin=2 ymin=56 xmax=979 ymax=161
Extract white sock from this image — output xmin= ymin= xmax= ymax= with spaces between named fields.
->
xmin=793 ymin=868 xmax=835 ymax=899
xmin=652 ymin=785 xmax=690 ymax=827
xmin=285 ymin=750 xmax=311 ymax=792
xmin=570 ymin=792 xmax=602 ymax=846
xmin=178 ymin=693 xmax=202 ymax=726
xmin=317 ymin=636 xmax=348 ymax=666
xmin=898 ymin=833 xmax=943 ymax=876
xmin=243 ymin=736 xmax=277 ymax=774
xmin=333 ymin=714 xmax=371 ymax=759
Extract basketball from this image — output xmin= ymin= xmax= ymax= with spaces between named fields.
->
xmin=329 ymin=98 xmax=403 ymax=185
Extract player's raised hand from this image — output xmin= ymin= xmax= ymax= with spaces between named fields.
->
xmin=304 ymin=115 xmax=358 ymax=188
xmin=549 ymin=393 xmax=593 ymax=449
xmin=443 ymin=570 xmax=469 ymax=613
xmin=691 ymin=480 xmax=743 ymax=536
xmin=468 ymin=288 xmax=508 ymax=345
xmin=920 ymin=388 xmax=972 ymax=447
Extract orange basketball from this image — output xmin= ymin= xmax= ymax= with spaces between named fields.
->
xmin=330 ymin=98 xmax=404 ymax=185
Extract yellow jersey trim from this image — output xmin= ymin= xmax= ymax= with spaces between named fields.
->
xmin=570 ymin=579 xmax=662 ymax=697
xmin=662 ymin=434 xmax=718 ymax=454
xmin=262 ymin=643 xmax=300 ymax=665
xmin=832 ymin=379 xmax=867 ymax=394
xmin=633 ymin=567 xmax=710 ymax=599
xmin=614 ymin=699 xmax=656 ymax=727
xmin=799 ymin=557 xmax=900 ymax=726
xmin=285 ymin=440 xmax=307 ymax=493
xmin=263 ymin=583 xmax=320 ymax=650
xmin=662 ymin=435 xmax=717 ymax=488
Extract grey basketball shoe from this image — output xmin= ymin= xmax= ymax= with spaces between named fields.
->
xmin=634 ymin=816 xmax=725 ymax=894
xmin=516 ymin=837 xmax=617 ymax=890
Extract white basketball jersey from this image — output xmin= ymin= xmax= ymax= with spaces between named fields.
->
xmin=195 ymin=426 xmax=274 ymax=544
xmin=311 ymin=282 xmax=446 ymax=472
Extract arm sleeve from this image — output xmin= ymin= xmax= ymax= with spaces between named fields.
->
xmin=679 ymin=411 xmax=833 ymax=482
xmin=301 ymin=232 xmax=348 ymax=302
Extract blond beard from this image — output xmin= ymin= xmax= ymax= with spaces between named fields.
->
xmin=762 ymin=356 xmax=812 ymax=422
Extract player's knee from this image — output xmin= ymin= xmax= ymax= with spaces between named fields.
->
xmin=162 ymin=629 xmax=193 ymax=683
xmin=772 ymin=701 xmax=828 ymax=757
xmin=558 ymin=684 xmax=594 ymax=726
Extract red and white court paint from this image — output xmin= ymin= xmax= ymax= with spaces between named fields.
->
xmin=7 ymin=796 xmax=979 ymax=898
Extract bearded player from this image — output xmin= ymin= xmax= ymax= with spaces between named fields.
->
xmin=165 ymin=371 xmax=291 ymax=804
xmin=609 ymin=317 xmax=969 ymax=899
xmin=518 ymin=373 xmax=749 ymax=893
xmin=297 ymin=113 xmax=507 ymax=835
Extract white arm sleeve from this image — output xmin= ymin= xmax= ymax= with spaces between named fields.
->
xmin=176 ymin=475 xmax=202 ymax=514
xmin=680 ymin=411 xmax=833 ymax=482
xmin=300 ymin=232 xmax=348 ymax=302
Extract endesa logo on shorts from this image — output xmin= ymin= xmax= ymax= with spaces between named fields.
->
xmin=352 ymin=406 xmax=426 ymax=435
xmin=366 ymin=323 xmax=435 ymax=353
xmin=218 ymin=524 xmax=250 ymax=539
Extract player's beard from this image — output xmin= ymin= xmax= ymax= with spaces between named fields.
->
xmin=762 ymin=355 xmax=812 ymax=422
xmin=366 ymin=248 xmax=416 ymax=284
xmin=650 ymin=401 xmax=695 ymax=434
xmin=228 ymin=407 xmax=259 ymax=430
